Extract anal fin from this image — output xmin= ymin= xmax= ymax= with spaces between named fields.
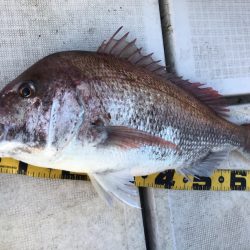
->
xmin=178 ymin=150 xmax=229 ymax=177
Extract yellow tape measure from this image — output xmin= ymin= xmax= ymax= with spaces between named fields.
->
xmin=0 ymin=157 xmax=248 ymax=191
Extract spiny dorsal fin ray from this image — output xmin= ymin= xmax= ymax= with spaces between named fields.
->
xmin=97 ymin=27 xmax=229 ymax=117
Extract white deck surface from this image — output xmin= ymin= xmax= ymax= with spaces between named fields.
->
xmin=167 ymin=0 xmax=250 ymax=96
xmin=0 ymin=175 xmax=144 ymax=249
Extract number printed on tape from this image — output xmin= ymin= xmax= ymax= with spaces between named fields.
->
xmin=134 ymin=169 xmax=250 ymax=191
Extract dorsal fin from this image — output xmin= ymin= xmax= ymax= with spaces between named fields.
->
xmin=97 ymin=27 xmax=229 ymax=117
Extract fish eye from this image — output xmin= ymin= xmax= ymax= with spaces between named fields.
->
xmin=19 ymin=81 xmax=36 ymax=98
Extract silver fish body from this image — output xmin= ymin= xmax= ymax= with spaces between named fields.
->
xmin=0 ymin=29 xmax=247 ymax=206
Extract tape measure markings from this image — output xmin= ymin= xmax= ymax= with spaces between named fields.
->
xmin=0 ymin=157 xmax=250 ymax=191
xmin=134 ymin=169 xmax=250 ymax=191
xmin=18 ymin=161 xmax=28 ymax=175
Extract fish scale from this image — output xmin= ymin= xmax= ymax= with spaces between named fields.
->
xmin=73 ymin=53 xmax=242 ymax=166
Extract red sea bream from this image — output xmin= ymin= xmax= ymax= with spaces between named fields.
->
xmin=0 ymin=27 xmax=248 ymax=207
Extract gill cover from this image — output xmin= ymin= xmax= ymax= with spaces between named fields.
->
xmin=47 ymin=89 xmax=84 ymax=152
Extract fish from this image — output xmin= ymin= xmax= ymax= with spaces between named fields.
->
xmin=0 ymin=26 xmax=248 ymax=207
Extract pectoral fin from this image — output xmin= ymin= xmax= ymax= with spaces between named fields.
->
xmin=103 ymin=126 xmax=177 ymax=150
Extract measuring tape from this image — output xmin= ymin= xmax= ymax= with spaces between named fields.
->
xmin=0 ymin=157 xmax=249 ymax=191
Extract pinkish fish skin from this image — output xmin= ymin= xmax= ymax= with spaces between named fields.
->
xmin=0 ymin=28 xmax=248 ymax=207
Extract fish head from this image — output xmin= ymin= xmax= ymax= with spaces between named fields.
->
xmin=0 ymin=52 xmax=85 ymax=159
